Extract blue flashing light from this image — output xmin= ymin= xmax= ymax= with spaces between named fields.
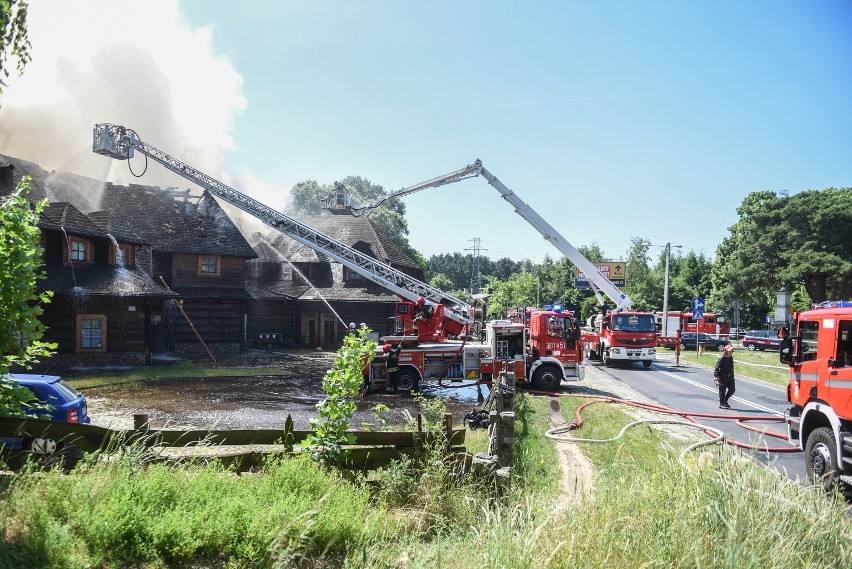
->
xmin=544 ymin=304 xmax=552 ymax=311
xmin=553 ymin=303 xmax=563 ymax=313
xmin=814 ymin=300 xmax=852 ymax=309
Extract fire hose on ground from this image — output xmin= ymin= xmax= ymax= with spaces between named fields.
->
xmin=524 ymin=389 xmax=800 ymax=462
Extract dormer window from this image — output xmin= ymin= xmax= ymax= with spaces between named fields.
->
xmin=70 ymin=240 xmax=87 ymax=261
xmin=199 ymin=255 xmax=220 ymax=275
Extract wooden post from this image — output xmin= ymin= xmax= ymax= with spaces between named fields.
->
xmin=158 ymin=276 xmax=217 ymax=364
xmin=443 ymin=413 xmax=453 ymax=453
xmin=284 ymin=414 xmax=294 ymax=452
xmin=133 ymin=413 xmax=149 ymax=432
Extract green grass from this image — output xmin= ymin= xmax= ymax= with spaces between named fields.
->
xmin=3 ymin=384 xmax=852 ymax=568
xmin=659 ymin=346 xmax=790 ymax=386
xmin=62 ymin=359 xmax=290 ymax=389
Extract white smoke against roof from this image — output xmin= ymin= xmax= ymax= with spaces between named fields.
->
xmin=0 ymin=1 xmax=291 ymax=213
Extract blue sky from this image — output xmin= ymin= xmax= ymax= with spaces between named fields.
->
xmin=2 ymin=1 xmax=851 ymax=265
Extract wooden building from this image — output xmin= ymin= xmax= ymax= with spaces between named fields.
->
xmin=1 ymin=154 xmax=256 ymax=366
xmin=246 ymin=215 xmax=425 ymax=350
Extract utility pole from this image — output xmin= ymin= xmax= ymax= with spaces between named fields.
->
xmin=662 ymin=243 xmax=671 ymax=337
xmin=466 ymin=237 xmax=486 ymax=294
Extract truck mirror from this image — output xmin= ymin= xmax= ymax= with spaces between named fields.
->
xmin=779 ymin=337 xmax=794 ymax=365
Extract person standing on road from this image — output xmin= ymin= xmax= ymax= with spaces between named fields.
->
xmin=714 ymin=344 xmax=736 ymax=409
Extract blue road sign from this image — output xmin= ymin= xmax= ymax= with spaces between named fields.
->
xmin=693 ymin=309 xmax=704 ymax=320
xmin=690 ymin=297 xmax=705 ymax=311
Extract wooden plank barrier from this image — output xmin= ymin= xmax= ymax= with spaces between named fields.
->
xmin=0 ymin=414 xmax=465 ymax=473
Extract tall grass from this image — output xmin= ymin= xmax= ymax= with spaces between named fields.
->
xmin=3 ymin=393 xmax=851 ymax=568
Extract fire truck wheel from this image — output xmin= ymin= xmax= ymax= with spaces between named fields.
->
xmin=532 ymin=365 xmax=561 ymax=391
xmin=643 ymin=360 xmax=652 ymax=368
xmin=397 ymin=369 xmax=420 ymax=393
xmin=804 ymin=427 xmax=839 ymax=492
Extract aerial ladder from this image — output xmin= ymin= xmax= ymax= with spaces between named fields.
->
xmin=91 ymin=123 xmax=472 ymax=341
xmin=326 ymin=159 xmax=632 ymax=311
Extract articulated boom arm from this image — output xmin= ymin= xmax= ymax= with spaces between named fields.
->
xmin=329 ymin=157 xmax=632 ymax=311
xmin=92 ymin=123 xmax=472 ymax=326
xmin=327 ymin=162 xmax=482 ymax=216
xmin=474 ymin=162 xmax=632 ymax=311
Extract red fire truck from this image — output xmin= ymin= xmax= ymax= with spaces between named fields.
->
xmin=582 ymin=310 xmax=657 ymax=368
xmin=781 ymin=300 xmax=852 ymax=492
xmin=656 ymin=311 xmax=731 ymax=340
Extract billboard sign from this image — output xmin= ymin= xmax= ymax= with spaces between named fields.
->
xmin=574 ymin=262 xmax=626 ymax=289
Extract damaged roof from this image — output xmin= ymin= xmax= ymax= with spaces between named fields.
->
xmin=38 ymin=261 xmax=176 ymax=297
xmin=99 ymin=184 xmax=257 ymax=258
xmin=1 ymin=152 xmax=255 ymax=258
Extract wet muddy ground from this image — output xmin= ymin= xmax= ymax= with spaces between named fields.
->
xmin=82 ymin=351 xmax=489 ymax=431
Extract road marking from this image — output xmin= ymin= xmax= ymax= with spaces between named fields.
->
xmin=650 ymin=366 xmax=784 ymax=417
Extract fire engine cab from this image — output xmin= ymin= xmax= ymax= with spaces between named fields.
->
xmin=781 ymin=300 xmax=852 ymax=492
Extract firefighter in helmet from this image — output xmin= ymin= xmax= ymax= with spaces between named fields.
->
xmin=384 ymin=342 xmax=402 ymax=392
xmin=412 ymin=297 xmax=434 ymax=335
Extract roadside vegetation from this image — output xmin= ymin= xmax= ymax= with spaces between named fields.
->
xmin=3 ymin=387 xmax=851 ymax=567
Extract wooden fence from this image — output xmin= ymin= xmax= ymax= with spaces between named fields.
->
xmin=0 ymin=413 xmax=466 ymax=473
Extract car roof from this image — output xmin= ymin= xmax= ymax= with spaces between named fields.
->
xmin=3 ymin=374 xmax=61 ymax=385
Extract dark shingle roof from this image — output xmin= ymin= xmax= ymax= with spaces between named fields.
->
xmin=1 ymin=152 xmax=255 ymax=258
xmin=38 ymin=261 xmax=175 ymax=297
xmin=99 ymin=185 xmax=257 ymax=258
xmin=170 ymin=287 xmax=253 ymax=300
xmin=39 ymin=202 xmax=108 ymax=239
xmin=87 ymin=211 xmax=147 ymax=245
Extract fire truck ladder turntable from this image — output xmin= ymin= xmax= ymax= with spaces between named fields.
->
xmin=92 ymin=123 xmax=472 ymax=328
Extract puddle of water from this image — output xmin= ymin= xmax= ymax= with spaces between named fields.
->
xmin=87 ymin=375 xmax=486 ymax=431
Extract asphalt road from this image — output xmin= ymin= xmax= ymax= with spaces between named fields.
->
xmin=590 ymin=355 xmax=807 ymax=483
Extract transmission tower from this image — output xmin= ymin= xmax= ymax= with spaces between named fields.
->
xmin=465 ymin=237 xmax=487 ymax=294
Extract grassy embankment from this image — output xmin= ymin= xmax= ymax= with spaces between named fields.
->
xmin=3 ymin=384 xmax=852 ymax=567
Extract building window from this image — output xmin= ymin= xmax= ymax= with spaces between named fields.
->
xmin=76 ymin=314 xmax=107 ymax=352
xmin=199 ymin=255 xmax=220 ymax=275
xmin=344 ymin=267 xmax=366 ymax=282
xmin=70 ymin=240 xmax=87 ymax=262
xmin=116 ymin=244 xmax=133 ymax=267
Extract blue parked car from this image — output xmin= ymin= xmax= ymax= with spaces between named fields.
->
xmin=2 ymin=374 xmax=90 ymax=424
xmin=1 ymin=374 xmax=90 ymax=454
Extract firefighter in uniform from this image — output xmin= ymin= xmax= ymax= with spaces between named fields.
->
xmin=385 ymin=342 xmax=402 ymax=392
xmin=714 ymin=344 xmax=736 ymax=409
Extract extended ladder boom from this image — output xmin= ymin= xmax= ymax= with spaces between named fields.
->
xmin=329 ymin=158 xmax=632 ymax=311
xmin=92 ymin=123 xmax=472 ymax=325
xmin=474 ymin=162 xmax=632 ymax=311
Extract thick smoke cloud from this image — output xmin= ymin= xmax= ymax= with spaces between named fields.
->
xmin=0 ymin=0 xmax=283 ymax=223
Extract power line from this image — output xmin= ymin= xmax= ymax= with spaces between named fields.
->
xmin=465 ymin=237 xmax=487 ymax=294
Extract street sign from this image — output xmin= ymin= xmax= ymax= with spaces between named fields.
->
xmin=693 ymin=309 xmax=704 ymax=320
xmin=690 ymin=297 xmax=705 ymax=311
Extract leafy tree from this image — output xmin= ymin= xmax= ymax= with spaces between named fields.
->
xmin=306 ymin=326 xmax=376 ymax=471
xmin=484 ymin=272 xmax=537 ymax=318
xmin=286 ymin=175 xmax=426 ymax=271
xmin=622 ymin=237 xmax=656 ymax=310
xmin=1 ymin=178 xmax=56 ymax=414
xmin=712 ymin=188 xmax=852 ymax=308
xmin=0 ymin=0 xmax=30 ymax=94
xmin=428 ymin=273 xmax=454 ymax=291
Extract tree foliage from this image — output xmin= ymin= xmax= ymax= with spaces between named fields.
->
xmin=1 ymin=178 xmax=56 ymax=414
xmin=286 ymin=175 xmax=425 ymax=270
xmin=306 ymin=326 xmax=376 ymax=471
xmin=0 ymin=0 xmax=30 ymax=94
xmin=712 ymin=188 xmax=852 ymax=306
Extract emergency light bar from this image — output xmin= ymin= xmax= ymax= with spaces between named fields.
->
xmin=813 ymin=300 xmax=852 ymax=309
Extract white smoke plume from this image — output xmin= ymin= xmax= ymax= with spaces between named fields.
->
xmin=0 ymin=1 xmax=286 ymax=217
